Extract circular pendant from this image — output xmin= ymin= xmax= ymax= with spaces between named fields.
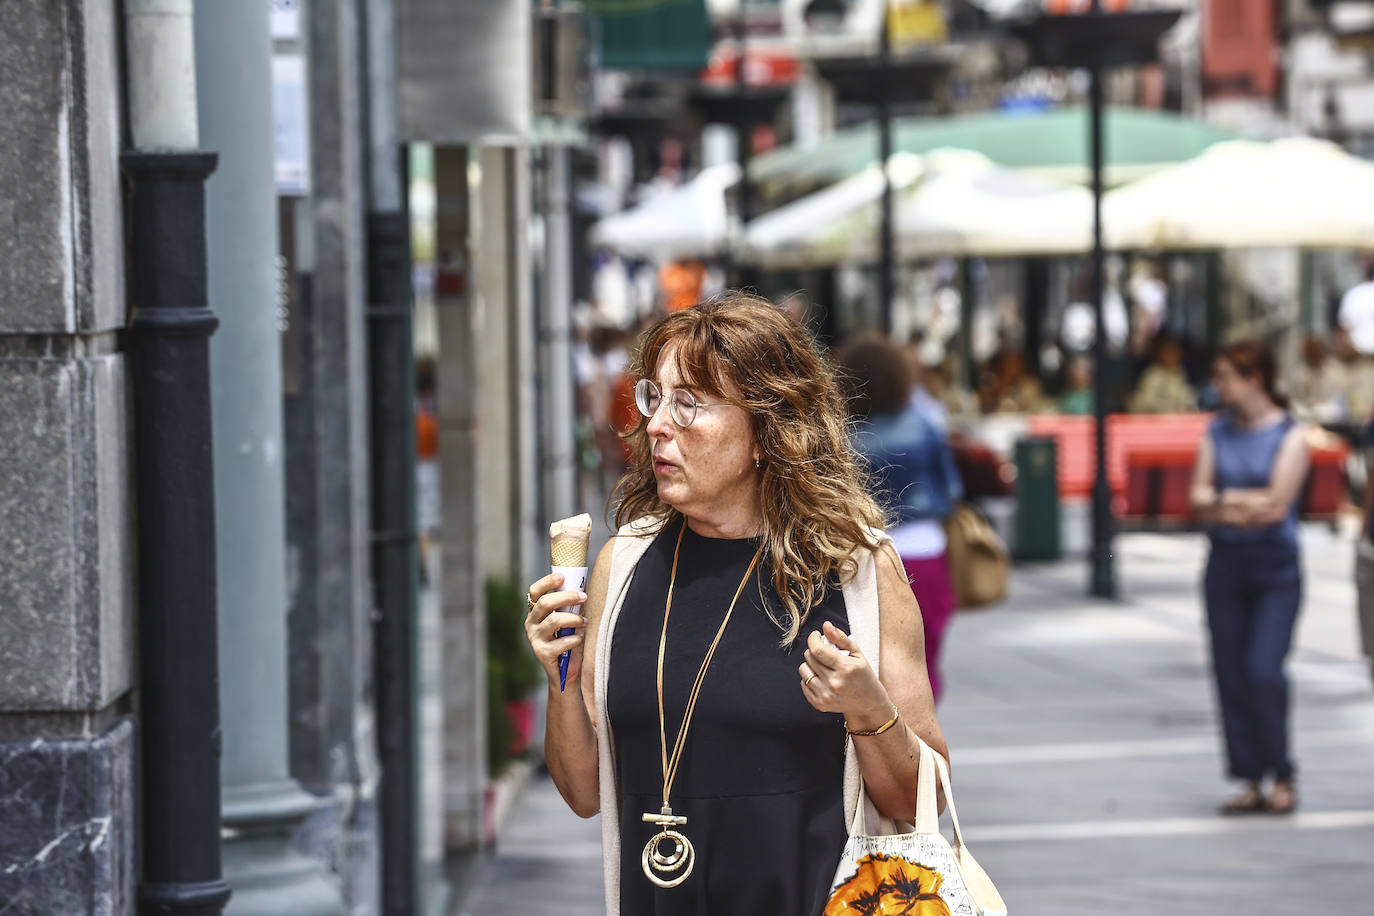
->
xmin=641 ymin=828 xmax=695 ymax=888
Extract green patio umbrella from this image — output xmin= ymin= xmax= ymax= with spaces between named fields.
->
xmin=751 ymin=105 xmax=1235 ymax=188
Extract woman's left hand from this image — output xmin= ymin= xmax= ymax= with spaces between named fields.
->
xmin=798 ymin=620 xmax=894 ymax=727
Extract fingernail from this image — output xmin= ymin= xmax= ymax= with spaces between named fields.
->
xmin=578 ymin=591 xmax=588 ymax=601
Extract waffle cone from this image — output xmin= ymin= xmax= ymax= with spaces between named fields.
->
xmin=549 ymin=513 xmax=592 ymax=567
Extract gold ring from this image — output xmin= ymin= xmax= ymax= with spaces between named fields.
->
xmin=527 ymin=594 xmax=537 ymax=611
xmin=805 ymin=674 xmax=818 ymax=688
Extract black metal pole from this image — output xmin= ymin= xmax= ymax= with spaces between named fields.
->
xmin=734 ymin=16 xmax=757 ymax=292
xmin=125 ymin=150 xmax=233 ymax=916
xmin=368 ymin=171 xmax=420 ymax=914
xmin=1088 ymin=62 xmax=1116 ymax=599
xmin=878 ymin=10 xmax=895 ymax=333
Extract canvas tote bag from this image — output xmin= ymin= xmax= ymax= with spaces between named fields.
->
xmin=825 ymin=737 xmax=1007 ymax=916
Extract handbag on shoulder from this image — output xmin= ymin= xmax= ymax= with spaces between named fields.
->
xmin=943 ymin=502 xmax=1009 ymax=610
xmin=826 ymin=738 xmax=1007 ymax=916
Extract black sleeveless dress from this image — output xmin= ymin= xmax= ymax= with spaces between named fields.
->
xmin=607 ymin=518 xmax=850 ymax=915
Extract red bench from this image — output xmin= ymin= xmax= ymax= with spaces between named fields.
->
xmin=1024 ymin=413 xmax=1350 ymax=523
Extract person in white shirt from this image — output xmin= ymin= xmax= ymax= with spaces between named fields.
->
xmin=1338 ymin=265 xmax=1374 ymax=357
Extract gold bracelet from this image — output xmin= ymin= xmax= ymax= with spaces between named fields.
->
xmin=845 ymin=705 xmax=899 ymax=737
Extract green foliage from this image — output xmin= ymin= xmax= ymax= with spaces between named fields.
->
xmin=487 ymin=657 xmax=514 ymax=776
xmin=485 ymin=576 xmax=544 ymax=777
xmin=486 ymin=576 xmax=543 ymax=699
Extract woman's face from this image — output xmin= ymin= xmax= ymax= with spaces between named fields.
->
xmin=1211 ymin=357 xmax=1258 ymax=408
xmin=645 ymin=345 xmax=761 ymax=527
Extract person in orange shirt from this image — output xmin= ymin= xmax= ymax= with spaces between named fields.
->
xmin=659 ymin=260 xmax=706 ymax=314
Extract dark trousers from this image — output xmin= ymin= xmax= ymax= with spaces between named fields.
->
xmin=1204 ymin=540 xmax=1302 ymax=782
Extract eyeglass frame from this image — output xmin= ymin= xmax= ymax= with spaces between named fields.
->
xmin=633 ymin=378 xmax=733 ymax=429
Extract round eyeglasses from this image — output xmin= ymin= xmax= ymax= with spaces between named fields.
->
xmin=634 ymin=378 xmax=723 ymax=429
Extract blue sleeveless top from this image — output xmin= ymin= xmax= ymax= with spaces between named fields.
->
xmin=1208 ymin=411 xmax=1298 ymax=550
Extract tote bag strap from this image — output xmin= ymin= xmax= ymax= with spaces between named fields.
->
xmin=849 ymin=735 xmax=966 ymax=852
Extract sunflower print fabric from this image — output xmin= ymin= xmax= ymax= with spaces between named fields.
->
xmin=824 ymin=853 xmax=953 ymax=916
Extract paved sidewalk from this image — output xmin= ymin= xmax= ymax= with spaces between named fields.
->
xmin=456 ymin=525 xmax=1374 ymax=915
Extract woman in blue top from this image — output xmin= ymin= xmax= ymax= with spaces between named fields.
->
xmin=1190 ymin=340 xmax=1310 ymax=815
xmin=837 ymin=333 xmax=965 ymax=703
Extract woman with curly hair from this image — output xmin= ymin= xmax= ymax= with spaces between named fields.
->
xmin=524 ymin=293 xmax=949 ymax=915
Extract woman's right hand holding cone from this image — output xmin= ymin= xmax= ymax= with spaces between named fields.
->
xmin=524 ymin=573 xmax=588 ymax=687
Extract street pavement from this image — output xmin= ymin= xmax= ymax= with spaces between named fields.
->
xmin=454 ymin=524 xmax=1374 ymax=916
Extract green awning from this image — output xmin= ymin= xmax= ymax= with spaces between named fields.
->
xmin=752 ymin=106 xmax=1237 ymax=187
xmin=588 ymin=0 xmax=712 ymax=72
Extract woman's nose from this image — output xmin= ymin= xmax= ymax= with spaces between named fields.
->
xmin=645 ymin=399 xmax=673 ymax=438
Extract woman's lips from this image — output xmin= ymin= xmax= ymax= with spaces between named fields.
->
xmin=653 ymin=457 xmax=677 ymax=474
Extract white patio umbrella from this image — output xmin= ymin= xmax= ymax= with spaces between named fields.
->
xmin=893 ymin=167 xmax=1118 ymax=258
xmin=743 ymin=152 xmax=925 ymax=267
xmin=744 ymin=148 xmax=1147 ymax=265
xmin=589 ymin=162 xmax=741 ymax=260
xmin=1104 ymin=137 xmax=1374 ymax=249
xmin=742 ymin=149 xmax=991 ymax=267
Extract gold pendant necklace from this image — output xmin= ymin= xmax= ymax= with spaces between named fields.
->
xmin=641 ymin=521 xmax=763 ymax=889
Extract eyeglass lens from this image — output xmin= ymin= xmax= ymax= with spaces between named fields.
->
xmin=634 ymin=379 xmax=699 ymax=427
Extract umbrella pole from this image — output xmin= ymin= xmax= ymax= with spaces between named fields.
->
xmin=1088 ymin=55 xmax=1117 ymax=599
xmin=878 ymin=4 xmax=895 ymax=333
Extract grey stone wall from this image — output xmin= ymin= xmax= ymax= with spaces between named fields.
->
xmin=0 ymin=0 xmax=125 ymax=335
xmin=0 ymin=353 xmax=132 ymax=711
xmin=0 ymin=2 xmax=137 ymax=913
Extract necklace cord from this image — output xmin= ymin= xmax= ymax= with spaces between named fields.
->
xmin=656 ymin=523 xmax=765 ymax=807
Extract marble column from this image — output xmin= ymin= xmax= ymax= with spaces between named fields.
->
xmin=193 ymin=1 xmax=344 ymax=911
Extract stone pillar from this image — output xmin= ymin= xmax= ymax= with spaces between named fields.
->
xmin=281 ymin=0 xmax=381 ymax=909
xmin=475 ymin=147 xmax=518 ymax=580
xmin=539 ymin=146 xmax=579 ymax=527
xmin=476 ymin=146 xmax=541 ymax=585
xmin=192 ymin=1 xmax=344 ymax=912
xmin=0 ymin=2 xmax=136 ymax=912
xmin=434 ymin=145 xmax=488 ymax=850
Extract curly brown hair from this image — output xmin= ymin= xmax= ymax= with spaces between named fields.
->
xmin=612 ymin=292 xmax=885 ymax=647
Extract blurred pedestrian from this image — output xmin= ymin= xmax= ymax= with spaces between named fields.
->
xmin=1189 ymin=339 xmax=1311 ymax=815
xmin=1337 ymin=262 xmax=1374 ymax=359
xmin=903 ymin=330 xmax=949 ymax=432
xmin=1127 ymin=259 xmax=1168 ymax=361
xmin=978 ymin=346 xmax=1048 ymax=414
xmin=1290 ymin=335 xmax=1350 ymax=423
xmin=1058 ymin=354 xmax=1095 ymax=416
xmin=1338 ymin=264 xmax=1374 ymax=423
xmin=837 ymin=333 xmax=964 ymax=703
xmin=1127 ymin=334 xmax=1196 ymax=414
xmin=415 ymin=356 xmax=440 ymax=574
xmin=524 ymin=293 xmax=948 ymax=914
xmin=1357 ymin=412 xmax=1374 ymax=687
xmin=586 ymin=324 xmax=634 ymax=493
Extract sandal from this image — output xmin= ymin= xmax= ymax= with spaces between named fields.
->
xmin=1220 ymin=783 xmax=1267 ymax=816
xmin=1266 ymin=781 xmax=1298 ymax=815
